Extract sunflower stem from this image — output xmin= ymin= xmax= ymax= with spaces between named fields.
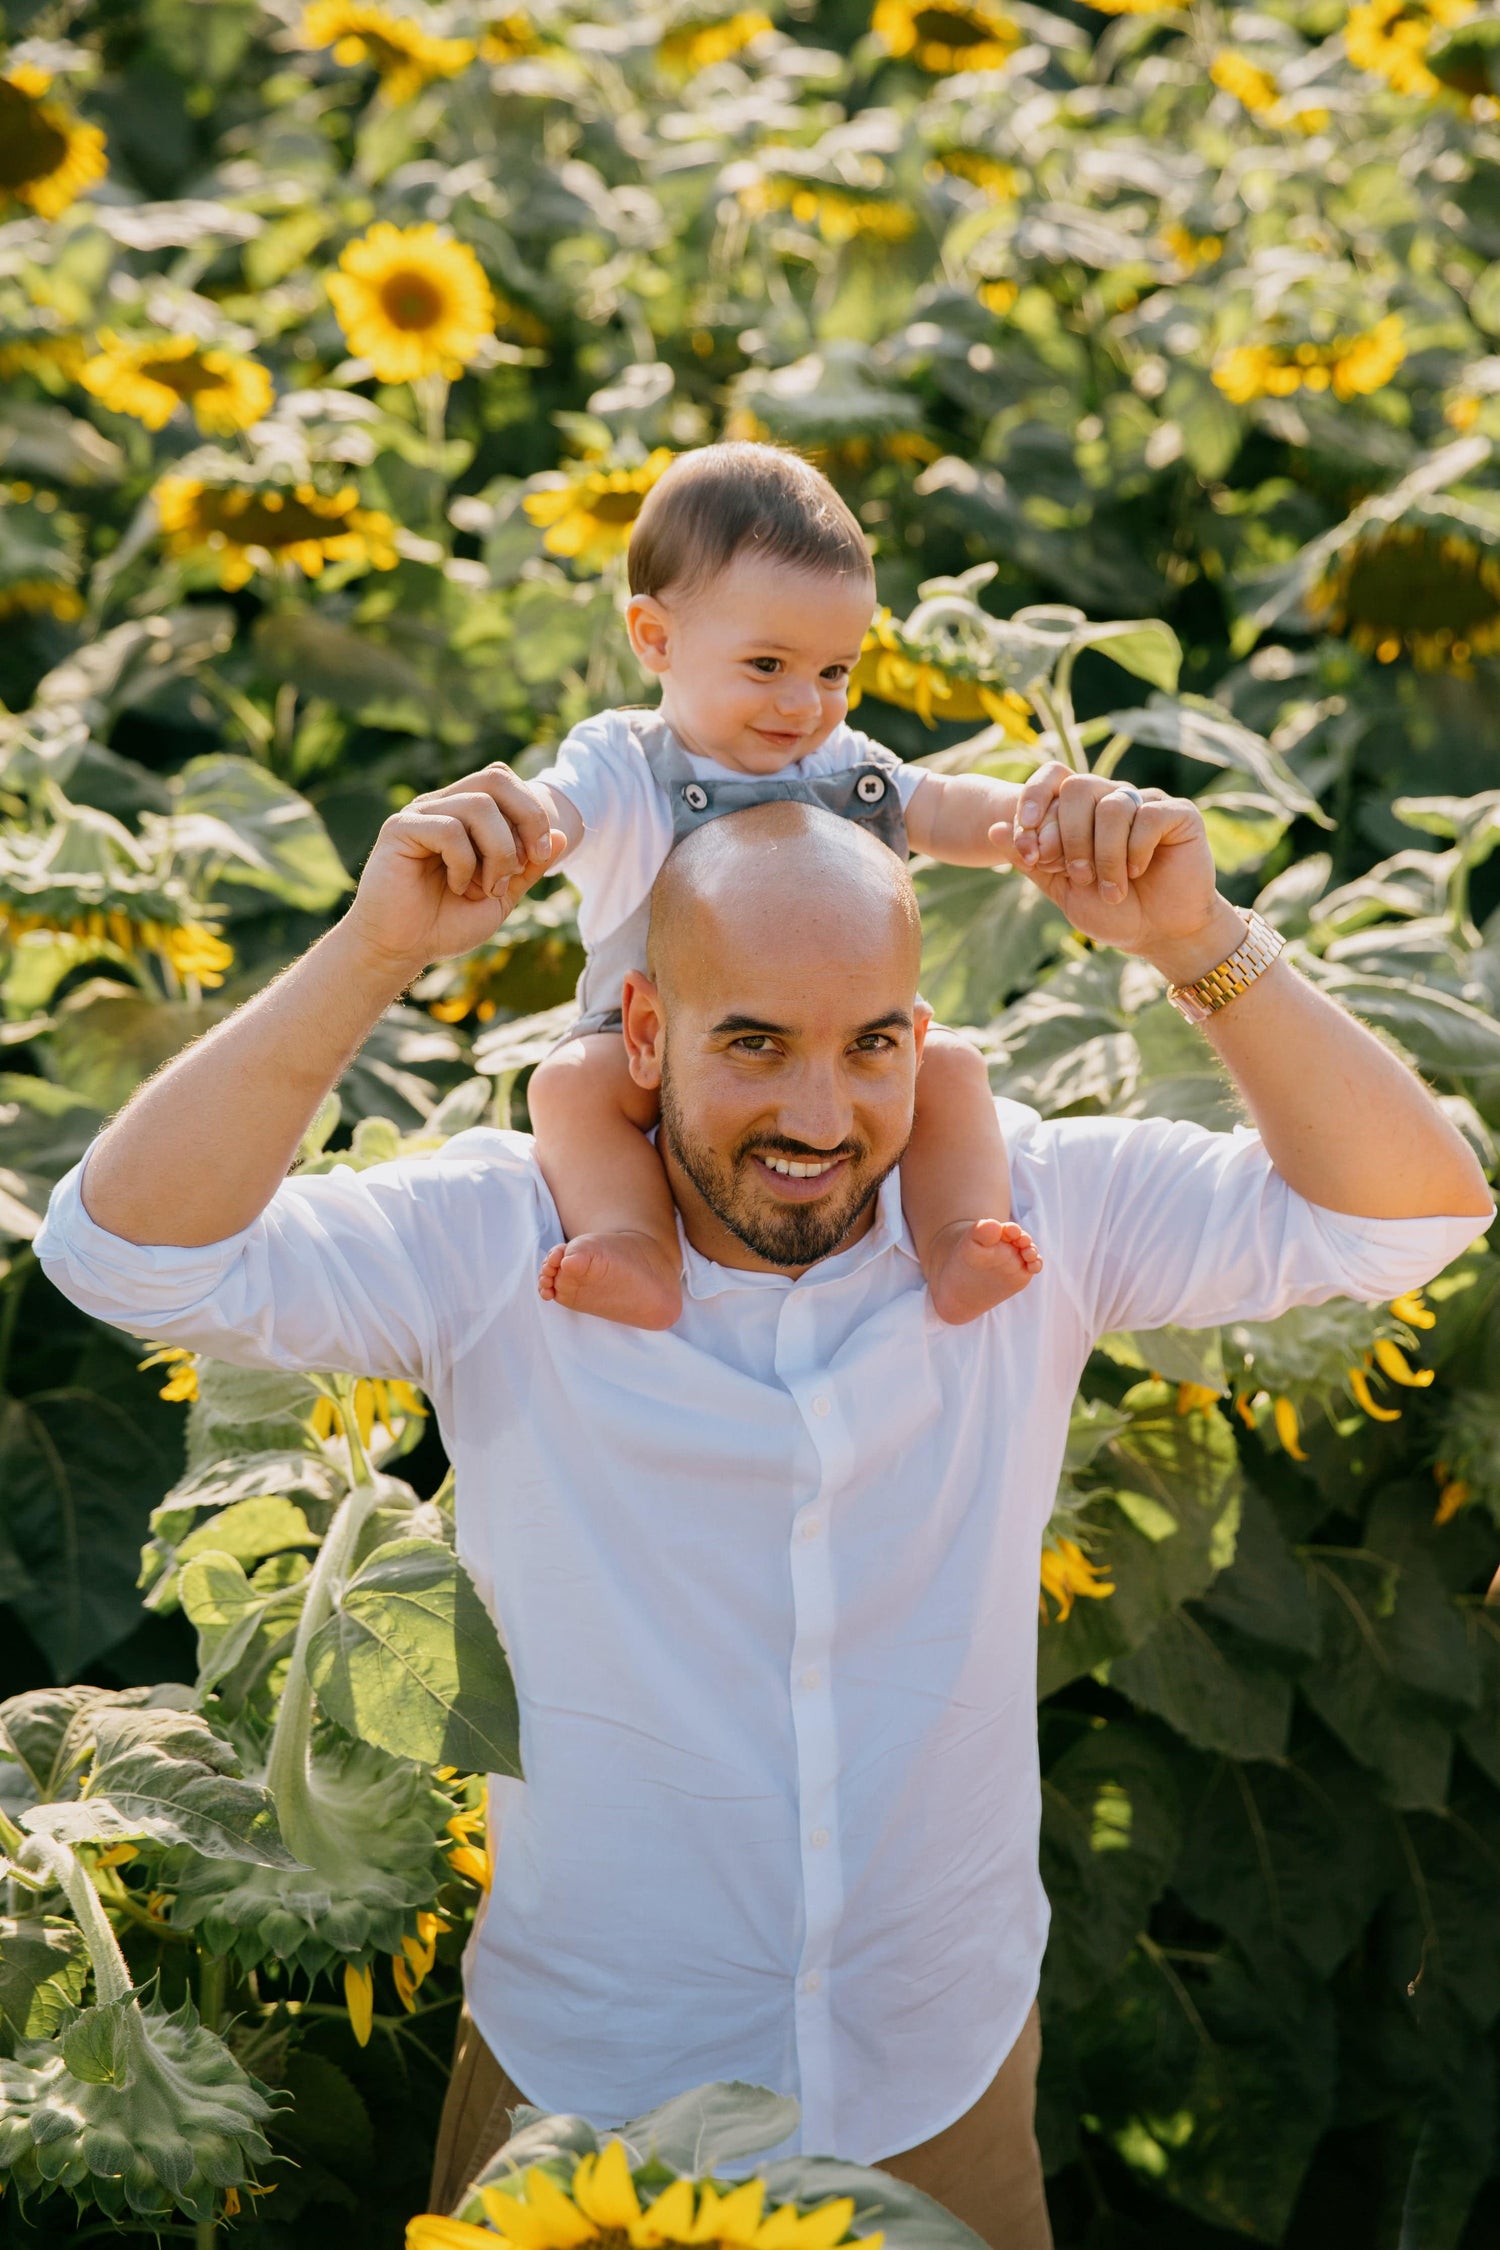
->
xmin=24 ymin=1835 xmax=134 ymax=2006
xmin=1029 ymin=681 xmax=1088 ymax=773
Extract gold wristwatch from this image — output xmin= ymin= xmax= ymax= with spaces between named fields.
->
xmin=1165 ymin=909 xmax=1286 ymax=1027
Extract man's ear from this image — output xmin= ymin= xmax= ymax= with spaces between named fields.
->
xmin=912 ymin=996 xmax=933 ymax=1067
xmin=621 ymin=969 xmax=666 ymax=1091
xmin=625 ymin=593 xmax=672 ymax=677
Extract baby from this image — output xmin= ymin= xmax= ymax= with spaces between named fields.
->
xmin=524 ymin=440 xmax=1045 ymax=1331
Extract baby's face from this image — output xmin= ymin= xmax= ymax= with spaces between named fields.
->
xmin=627 ymin=552 xmax=876 ymax=774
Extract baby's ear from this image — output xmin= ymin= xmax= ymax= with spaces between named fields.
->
xmin=625 ymin=593 xmax=672 ymax=673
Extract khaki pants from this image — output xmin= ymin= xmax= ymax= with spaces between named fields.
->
xmin=428 ymin=2003 xmax=1053 ymax=2250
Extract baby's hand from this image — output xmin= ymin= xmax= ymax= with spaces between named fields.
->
xmin=986 ymin=760 xmax=1070 ymax=875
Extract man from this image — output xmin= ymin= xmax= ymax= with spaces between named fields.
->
xmin=37 ymin=762 xmax=1491 ymax=2250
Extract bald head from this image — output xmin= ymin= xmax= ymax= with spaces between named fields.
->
xmin=646 ymin=799 xmax=921 ymax=1000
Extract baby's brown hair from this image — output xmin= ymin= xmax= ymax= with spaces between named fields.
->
xmin=627 ymin=441 xmax=873 ymax=601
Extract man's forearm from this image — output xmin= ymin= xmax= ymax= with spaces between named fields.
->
xmin=82 ymin=921 xmax=412 ymax=1247
xmin=1148 ymin=905 xmax=1493 ymax=1221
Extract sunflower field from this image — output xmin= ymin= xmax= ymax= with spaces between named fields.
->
xmin=3 ymin=0 xmax=1500 ymax=2243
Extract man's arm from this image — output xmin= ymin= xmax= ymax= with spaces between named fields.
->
xmin=1002 ymin=772 xmax=1492 ymax=1223
xmin=83 ymin=764 xmax=564 ymax=1247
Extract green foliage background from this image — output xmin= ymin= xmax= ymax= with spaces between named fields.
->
xmin=3 ymin=0 xmax=1500 ymax=2244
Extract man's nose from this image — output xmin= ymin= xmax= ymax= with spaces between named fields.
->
xmin=774 ymin=1058 xmax=853 ymax=1150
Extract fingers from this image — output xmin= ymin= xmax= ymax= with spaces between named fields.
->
xmin=1010 ymin=761 xmax=1071 ymax=867
xmin=431 ymin=763 xmax=555 ymax=871
xmin=994 ymin=773 xmax=1180 ymax=901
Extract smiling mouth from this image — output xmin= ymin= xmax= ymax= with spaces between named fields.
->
xmin=762 ymin=1153 xmax=841 ymax=1178
xmin=749 ymin=1150 xmax=852 ymax=1198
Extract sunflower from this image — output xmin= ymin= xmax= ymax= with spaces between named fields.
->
xmin=1308 ymin=513 xmax=1500 ymax=668
xmin=310 ymin=1376 xmax=428 ymax=1447
xmin=1159 ymin=223 xmax=1224 ymax=273
xmin=1212 ymin=314 xmax=1405 ymax=405
xmin=138 ymin=1346 xmax=200 ymax=1404
xmin=0 ymin=578 xmax=83 ymax=623
xmin=481 ymin=11 xmax=540 ymax=61
xmin=301 ymin=2 xmax=477 ymax=101
xmin=847 ymin=610 xmax=1035 ymax=737
xmin=927 ymin=148 xmax=1019 ymax=198
xmin=871 ymin=0 xmax=1021 ymax=74
xmin=1210 ymin=49 xmax=1279 ymax=114
xmin=658 ymin=11 xmax=774 ymax=75
xmin=0 ymin=332 xmax=88 ymax=387
xmin=1039 ymin=1537 xmax=1116 ymax=1623
xmin=155 ymin=476 xmax=400 ymax=590
xmin=742 ymin=177 xmax=916 ymax=243
xmin=408 ymin=2140 xmax=886 ymax=2250
xmin=327 ymin=222 xmax=496 ymax=383
xmin=523 ymin=449 xmax=675 ymax=572
xmin=0 ymin=902 xmax=233 ymax=984
xmin=1082 ymin=0 xmax=1171 ymax=11
xmin=0 ymin=62 xmax=107 ymax=218
xmin=1346 ymin=0 xmax=1474 ymax=96
xmin=81 ymin=333 xmax=273 ymax=437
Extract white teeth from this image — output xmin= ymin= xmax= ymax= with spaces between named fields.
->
xmin=764 ymin=1155 xmax=838 ymax=1178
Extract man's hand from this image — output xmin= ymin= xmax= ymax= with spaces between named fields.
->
xmin=990 ymin=766 xmax=1240 ymax=978
xmin=342 ymin=765 xmax=568 ymax=980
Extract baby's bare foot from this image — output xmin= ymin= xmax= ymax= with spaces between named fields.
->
xmin=538 ymin=1231 xmax=683 ymax=1330
xmin=926 ymin=1218 xmax=1042 ymax=1326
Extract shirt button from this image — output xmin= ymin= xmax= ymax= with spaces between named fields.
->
xmin=810 ymin=1827 xmax=830 ymax=1850
xmin=811 ymin=1393 xmax=831 ymax=1418
xmin=800 ymin=1667 xmax=821 ymax=1690
xmin=801 ymin=1972 xmax=822 ymax=1994
xmin=797 ymin=1516 xmax=821 ymax=1542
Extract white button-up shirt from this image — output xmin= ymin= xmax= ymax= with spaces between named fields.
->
xmin=36 ymin=1104 xmax=1484 ymax=2163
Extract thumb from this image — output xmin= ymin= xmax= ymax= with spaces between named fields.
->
xmin=496 ymin=827 xmax=567 ymax=916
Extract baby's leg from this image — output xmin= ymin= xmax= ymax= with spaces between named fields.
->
xmin=905 ymin=1028 xmax=1042 ymax=1325
xmin=530 ymin=1033 xmax=682 ymax=1329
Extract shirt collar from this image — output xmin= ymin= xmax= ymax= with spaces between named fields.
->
xmin=679 ymin=1165 xmax=916 ymax=1302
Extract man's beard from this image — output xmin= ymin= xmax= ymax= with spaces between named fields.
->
xmin=659 ymin=1049 xmax=903 ymax=1269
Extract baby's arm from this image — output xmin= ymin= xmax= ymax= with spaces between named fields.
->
xmin=531 ymin=1033 xmax=682 ymax=1329
xmin=905 ymin=767 xmax=1066 ymax=871
xmin=904 ymin=1028 xmax=1042 ymax=1324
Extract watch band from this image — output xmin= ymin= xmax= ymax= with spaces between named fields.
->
xmin=1166 ymin=909 xmax=1286 ymax=1027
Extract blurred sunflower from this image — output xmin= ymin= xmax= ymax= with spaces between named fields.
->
xmin=1213 ymin=314 xmax=1405 ymax=404
xmin=848 ymin=610 xmax=1035 ymax=736
xmin=0 ymin=332 xmax=88 ymax=388
xmin=743 ymin=177 xmax=917 ymax=242
xmin=523 ymin=450 xmax=675 ymax=571
xmin=658 ymin=10 xmax=773 ymax=75
xmin=1210 ymin=49 xmax=1279 ymax=113
xmin=327 ymin=222 xmax=496 ymax=383
xmin=927 ymin=148 xmax=1019 ymax=198
xmin=1307 ymin=510 xmax=1500 ymax=668
xmin=0 ymin=61 xmax=107 ymax=218
xmin=409 ymin=2142 xmax=886 ymax=2250
xmin=1040 ymin=1537 xmax=1116 ymax=1623
xmin=0 ymin=902 xmax=234 ymax=981
xmin=81 ymin=334 xmax=273 ymax=437
xmin=1159 ymin=223 xmax=1224 ymax=272
xmin=480 ymin=11 xmax=540 ymax=61
xmin=156 ymin=477 xmax=399 ymax=589
xmin=301 ymin=2 xmax=476 ymax=101
xmin=1347 ymin=0 xmax=1474 ymax=97
xmin=871 ymin=0 xmax=1021 ymax=74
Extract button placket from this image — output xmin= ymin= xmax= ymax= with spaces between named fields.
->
xmin=776 ymin=1294 xmax=845 ymax=2157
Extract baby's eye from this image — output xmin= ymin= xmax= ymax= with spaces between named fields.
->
xmin=748 ymin=657 xmax=781 ymax=675
xmin=821 ymin=664 xmax=850 ymax=683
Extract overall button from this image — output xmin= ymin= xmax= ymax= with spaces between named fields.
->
xmin=682 ymin=782 xmax=709 ymax=811
xmin=856 ymin=771 xmax=886 ymax=804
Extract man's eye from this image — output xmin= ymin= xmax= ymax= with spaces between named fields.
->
xmin=852 ymin=1034 xmax=894 ymax=1053
xmin=731 ymin=1034 xmax=774 ymax=1052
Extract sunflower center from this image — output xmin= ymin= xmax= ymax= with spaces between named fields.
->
xmin=378 ymin=269 xmax=448 ymax=331
xmin=195 ymin=491 xmax=352 ymax=547
xmin=1330 ymin=531 xmax=1500 ymax=636
xmin=587 ymin=489 xmax=649 ymax=525
xmin=139 ymin=350 xmax=220 ymax=399
xmin=0 ymin=80 xmax=68 ymax=192
xmin=913 ymin=7 xmax=999 ymax=47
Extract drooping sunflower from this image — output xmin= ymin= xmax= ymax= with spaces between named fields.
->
xmin=0 ymin=61 xmax=108 ymax=218
xmin=310 ymin=1376 xmax=428 ymax=1448
xmin=658 ymin=10 xmax=774 ymax=75
xmin=1213 ymin=314 xmax=1406 ymax=404
xmin=871 ymin=0 xmax=1022 ymax=74
xmin=1039 ymin=1538 xmax=1116 ymax=1624
xmin=1346 ymin=0 xmax=1474 ymax=97
xmin=80 ymin=333 xmax=274 ymax=437
xmin=301 ymin=2 xmax=476 ymax=101
xmin=155 ymin=477 xmax=400 ymax=590
xmin=409 ymin=2139 xmax=886 ymax=2250
xmin=1308 ymin=509 xmax=1500 ymax=669
xmin=0 ymin=901 xmax=234 ymax=982
xmin=327 ymin=222 xmax=496 ymax=384
xmin=848 ymin=611 xmax=1036 ymax=737
xmin=523 ymin=450 xmax=676 ymax=572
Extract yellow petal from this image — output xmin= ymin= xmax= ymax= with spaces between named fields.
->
xmin=783 ymin=2200 xmax=856 ymax=2250
xmin=1272 ymin=1395 xmax=1308 ymax=1461
xmin=344 ymin=1961 xmax=374 ymax=2046
xmin=574 ymin=2140 xmax=640 ymax=2230
xmin=523 ymin=2167 xmax=601 ymax=2246
xmin=1348 ymin=1367 xmax=1401 ymax=1422
xmin=447 ymin=1843 xmax=491 ymax=1891
xmin=393 ymin=1955 xmax=418 ymax=2012
xmin=711 ymin=2179 xmax=766 ymax=2245
xmin=413 ymin=2216 xmax=515 ymax=2250
xmin=1389 ymin=1290 xmax=1436 ymax=1330
xmin=1372 ymin=1338 xmax=1433 ymax=1388
xmin=633 ymin=2179 xmax=697 ymax=2245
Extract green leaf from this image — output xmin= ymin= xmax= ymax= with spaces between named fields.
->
xmin=0 ymin=1917 xmax=89 ymax=2039
xmin=1198 ymin=792 xmax=1291 ymax=877
xmin=1308 ymin=965 xmax=1500 ymax=1081
xmin=617 ymin=2082 xmax=803 ymax=2171
xmin=1193 ymin=1484 xmax=1320 ymax=1660
xmin=23 ymin=1704 xmax=296 ymax=1866
xmin=1112 ymin=1610 xmax=1294 ymax=1759
xmin=1041 ymin=1722 xmax=1183 ymax=2010
xmin=61 ymin=1999 xmax=132 ymax=2086
xmin=307 ymin=1537 xmax=521 ymax=1775
xmin=251 ymin=612 xmax=433 ymax=730
xmin=1067 ymin=618 xmax=1181 ymax=693
xmin=46 ymin=985 xmax=229 ymax=1113
xmin=1097 ymin=693 xmax=1329 ymax=823
xmin=0 ymin=1685 xmax=135 ymax=1803
xmin=179 ymin=1548 xmax=309 ymax=1691
xmin=175 ymin=1494 xmax=316 ymax=1568
xmin=1299 ymin=1555 xmax=1454 ymax=1809
xmin=759 ymin=2157 xmax=987 ymax=2250
xmin=915 ymin=862 xmax=1070 ymax=1027
xmin=166 ymin=753 xmax=351 ymax=912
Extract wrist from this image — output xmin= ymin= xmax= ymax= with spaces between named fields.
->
xmin=1141 ymin=898 xmax=1252 ymax=988
xmin=323 ymin=912 xmax=428 ymax=1002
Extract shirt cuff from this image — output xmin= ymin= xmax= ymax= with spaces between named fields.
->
xmin=35 ymin=1153 xmax=260 ymax=1333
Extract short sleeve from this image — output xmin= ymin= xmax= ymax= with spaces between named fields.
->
xmin=825 ymin=720 xmax=923 ymax=807
xmin=1006 ymin=1109 xmax=1492 ymax=1342
xmin=534 ymin=711 xmax=673 ymax=947
xmin=35 ymin=1128 xmax=548 ymax=1390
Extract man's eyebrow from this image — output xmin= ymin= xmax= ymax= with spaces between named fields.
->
xmin=857 ymin=1010 xmax=914 ymax=1033
xmin=711 ymin=1012 xmax=789 ymax=1035
xmin=710 ymin=1009 xmax=914 ymax=1036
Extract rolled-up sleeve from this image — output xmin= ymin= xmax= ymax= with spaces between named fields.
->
xmin=35 ymin=1127 xmax=545 ymax=1386
xmin=1012 ymin=1111 xmax=1492 ymax=1340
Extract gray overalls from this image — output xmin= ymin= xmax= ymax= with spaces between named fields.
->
xmin=566 ymin=712 xmax=911 ymax=1037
